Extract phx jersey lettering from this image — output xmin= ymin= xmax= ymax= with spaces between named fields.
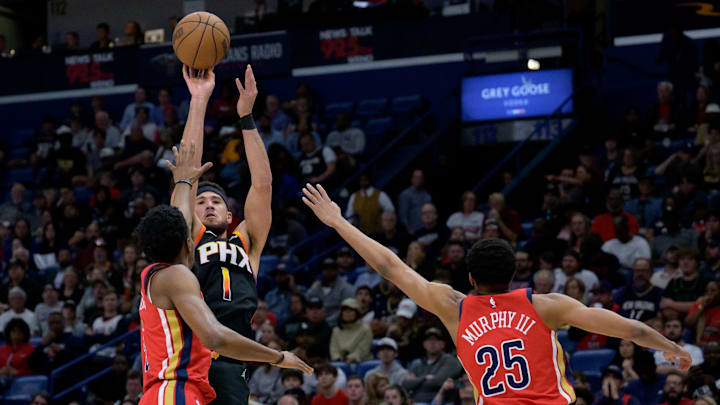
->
xmin=456 ymin=289 xmax=575 ymax=405
xmin=194 ymin=227 xmax=258 ymax=340
xmin=138 ymin=263 xmax=216 ymax=405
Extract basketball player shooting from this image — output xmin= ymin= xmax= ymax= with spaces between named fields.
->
xmin=301 ymin=183 xmax=691 ymax=405
xmin=134 ymin=142 xmax=311 ymax=405
xmin=172 ymin=65 xmax=272 ymax=405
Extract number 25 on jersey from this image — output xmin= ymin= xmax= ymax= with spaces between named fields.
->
xmin=476 ymin=339 xmax=531 ymax=397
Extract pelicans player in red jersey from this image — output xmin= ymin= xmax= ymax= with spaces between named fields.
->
xmin=134 ymin=142 xmax=312 ymax=405
xmin=301 ymin=184 xmax=691 ymax=405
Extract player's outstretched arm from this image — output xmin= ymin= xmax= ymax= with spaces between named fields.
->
xmin=233 ymin=65 xmax=272 ymax=273
xmin=171 ymin=65 xmax=215 ymax=237
xmin=153 ymin=264 xmax=313 ymax=375
xmin=166 ymin=141 xmax=213 ymax=231
xmin=535 ymin=293 xmax=692 ymax=371
xmin=302 ymin=184 xmax=464 ymax=328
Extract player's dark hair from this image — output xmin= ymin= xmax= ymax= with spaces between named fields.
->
xmin=466 ymin=239 xmax=516 ymax=286
xmin=134 ymin=205 xmax=187 ymax=263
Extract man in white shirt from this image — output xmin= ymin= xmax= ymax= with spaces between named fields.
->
xmin=0 ymin=287 xmax=39 ymax=335
xmin=95 ymin=110 xmax=123 ymax=150
xmin=446 ymin=191 xmax=484 ymax=241
xmin=122 ymin=107 xmax=158 ymax=143
xmin=89 ymin=290 xmax=124 ymax=357
xmin=653 ymin=318 xmax=704 ymax=372
xmin=119 ymin=86 xmax=155 ymax=130
xmin=651 ymin=246 xmax=681 ymax=289
xmin=326 ymin=114 xmax=366 ymax=157
xmin=345 ymin=174 xmax=395 ymax=235
xmin=553 ymin=250 xmax=599 ymax=303
xmin=602 ymin=216 xmax=651 ymax=269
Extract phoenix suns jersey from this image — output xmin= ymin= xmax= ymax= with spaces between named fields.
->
xmin=456 ymin=288 xmax=575 ymax=405
xmin=138 ymin=263 xmax=216 ymax=405
xmin=193 ymin=226 xmax=258 ymax=341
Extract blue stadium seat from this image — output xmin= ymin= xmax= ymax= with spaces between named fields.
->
xmin=556 ymin=329 xmax=576 ymax=354
xmin=709 ymin=193 xmax=720 ymax=210
xmin=29 ymin=336 xmax=43 ymax=347
xmin=391 ymin=95 xmax=422 ymax=114
xmin=365 ymin=117 xmax=393 ymax=137
xmin=331 ymin=361 xmax=353 ymax=377
xmin=569 ymin=348 xmax=615 ymax=372
xmin=9 ymin=130 xmax=34 ymax=148
xmin=5 ymin=375 xmax=48 ymax=403
xmin=356 ymin=360 xmax=381 ymax=377
xmin=324 ymin=102 xmax=355 ymax=119
xmin=521 ymin=222 xmax=534 ymax=240
xmin=8 ymin=147 xmax=29 ymax=161
xmin=355 ymin=98 xmax=388 ymax=118
xmin=7 ymin=168 xmax=35 ymax=185
xmin=259 ymin=255 xmax=280 ymax=276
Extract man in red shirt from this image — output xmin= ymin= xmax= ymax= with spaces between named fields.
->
xmin=591 ymin=189 xmax=640 ymax=242
xmin=311 ymin=364 xmax=349 ymax=405
xmin=659 ymin=371 xmax=693 ymax=405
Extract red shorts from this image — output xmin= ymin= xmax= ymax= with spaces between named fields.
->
xmin=141 ymin=380 xmax=213 ymax=405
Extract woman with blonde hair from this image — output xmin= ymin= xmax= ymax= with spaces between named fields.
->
xmin=563 ymin=277 xmax=587 ymax=304
xmin=404 ymin=241 xmax=432 ymax=280
xmin=366 ymin=374 xmax=389 ymax=405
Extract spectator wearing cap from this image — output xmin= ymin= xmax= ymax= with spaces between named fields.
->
xmin=266 ymin=264 xmax=303 ymax=324
xmin=28 ymin=312 xmax=84 ymax=374
xmin=695 ymin=102 xmax=720 ymax=145
xmin=0 ymin=287 xmax=39 ymax=335
xmin=593 ymin=365 xmax=641 ymax=405
xmin=615 ymin=258 xmax=663 ymax=322
xmin=306 ymin=258 xmax=355 ymax=326
xmin=0 ymin=183 xmax=31 ymax=224
xmin=305 ymin=297 xmax=333 ymax=349
xmin=652 ymin=246 xmax=682 ymax=289
xmin=485 ymin=193 xmax=522 ymax=242
xmin=345 ymin=174 xmax=395 ymax=236
xmin=675 ymin=170 xmax=708 ymax=228
xmin=661 ymin=248 xmax=711 ymax=316
xmin=365 ymin=337 xmax=408 ymax=386
xmin=651 ymin=199 xmax=699 ymax=261
xmin=398 ymin=169 xmax=433 ymax=235
xmin=654 ymin=318 xmax=704 ymax=373
xmin=336 ymin=247 xmax=361 ymax=285
xmin=387 ymin=298 xmax=421 ymax=363
xmin=35 ymin=284 xmax=63 ymax=336
xmin=591 ymin=189 xmax=640 ymax=242
xmin=414 ymin=204 xmax=450 ymax=262
xmin=330 ymin=298 xmax=372 ymax=362
xmin=402 ymin=328 xmax=461 ymax=404
xmin=625 ymin=176 xmax=663 ymax=230
xmin=602 ymin=216 xmax=651 ymax=269
xmin=553 ymin=250 xmax=599 ymax=303
xmin=0 ymin=318 xmax=35 ymax=378
xmin=445 ymin=191 xmax=484 ymax=242
xmin=62 ymin=300 xmax=84 ymax=337
xmin=311 ymin=363 xmax=349 ymax=405
xmin=685 ymin=281 xmax=720 ymax=346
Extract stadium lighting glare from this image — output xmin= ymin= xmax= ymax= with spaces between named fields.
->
xmin=527 ymin=59 xmax=540 ymax=70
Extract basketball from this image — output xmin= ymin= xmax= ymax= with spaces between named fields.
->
xmin=172 ymin=11 xmax=230 ymax=70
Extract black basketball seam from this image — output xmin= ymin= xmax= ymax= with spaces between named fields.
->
xmin=190 ymin=14 xmax=211 ymax=69
xmin=173 ymin=16 xmax=203 ymax=52
xmin=211 ymin=24 xmax=230 ymax=44
xmin=211 ymin=23 xmax=218 ymax=65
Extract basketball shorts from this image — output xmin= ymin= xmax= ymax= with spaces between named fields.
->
xmin=142 ymin=380 xmax=211 ymax=405
xmin=208 ymin=359 xmax=249 ymax=405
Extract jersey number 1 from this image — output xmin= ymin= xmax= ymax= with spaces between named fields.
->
xmin=476 ymin=339 xmax=531 ymax=397
xmin=221 ymin=267 xmax=232 ymax=301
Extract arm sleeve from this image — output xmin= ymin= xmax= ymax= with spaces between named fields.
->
xmin=378 ymin=192 xmax=395 ymax=213
xmin=329 ymin=328 xmax=342 ymax=361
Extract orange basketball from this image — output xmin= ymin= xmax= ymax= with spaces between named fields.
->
xmin=172 ymin=11 xmax=230 ymax=70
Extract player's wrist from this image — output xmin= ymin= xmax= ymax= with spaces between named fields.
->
xmin=175 ymin=179 xmax=193 ymax=187
xmin=270 ymin=351 xmax=284 ymax=365
xmin=239 ymin=113 xmax=256 ymax=130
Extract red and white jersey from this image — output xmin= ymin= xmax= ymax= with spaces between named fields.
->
xmin=456 ymin=288 xmax=575 ymax=405
xmin=139 ymin=263 xmax=216 ymax=405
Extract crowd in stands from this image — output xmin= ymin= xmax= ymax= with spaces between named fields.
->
xmin=4 ymin=26 xmax=720 ymax=405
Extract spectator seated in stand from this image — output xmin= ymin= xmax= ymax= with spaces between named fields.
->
xmin=593 ymin=365 xmax=641 ymax=405
xmin=298 ymin=133 xmax=336 ymax=187
xmin=401 ymin=328 xmax=461 ymax=404
xmin=601 ymin=216 xmax=651 ymax=270
xmin=397 ymin=169 xmax=433 ymax=235
xmin=364 ymin=337 xmax=408 ymax=385
xmin=27 ymin=312 xmax=84 ymax=374
xmin=685 ymin=281 xmax=720 ymax=346
xmin=330 ymin=298 xmax=372 ymax=363
xmin=345 ymin=174 xmax=395 ymax=237
xmin=553 ymin=250 xmax=599 ymax=303
xmin=0 ymin=318 xmax=35 ymax=378
xmin=661 ymin=248 xmax=711 ymax=318
xmin=311 ymin=363 xmax=349 ymax=405
xmin=326 ymin=114 xmax=366 ymax=157
xmin=591 ymin=189 xmax=640 ymax=242
xmin=654 ymin=318 xmax=704 ymax=373
xmin=119 ymin=86 xmax=154 ymax=130
xmin=0 ymin=287 xmax=40 ymax=336
xmin=445 ymin=191 xmax=484 ymax=242
xmin=624 ymin=176 xmax=663 ymax=230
